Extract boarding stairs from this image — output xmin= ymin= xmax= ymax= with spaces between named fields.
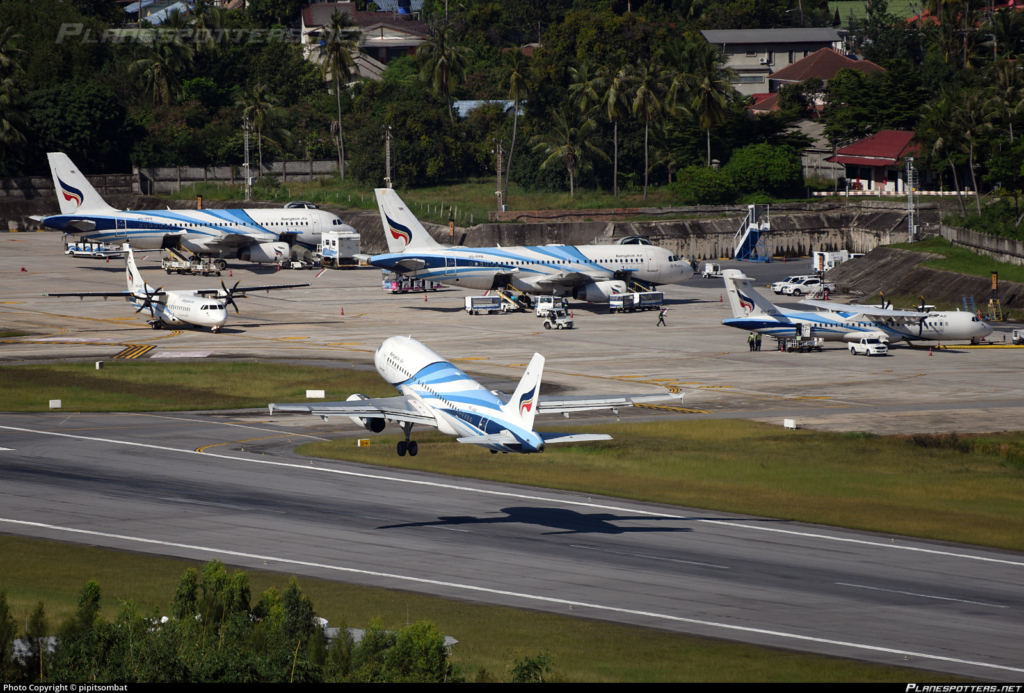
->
xmin=495 ymin=285 xmax=531 ymax=311
xmin=963 ymin=295 xmax=977 ymax=314
xmin=733 ymin=204 xmax=773 ymax=262
xmin=628 ymin=279 xmax=657 ymax=293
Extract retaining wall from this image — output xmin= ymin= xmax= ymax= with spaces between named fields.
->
xmin=940 ymin=224 xmax=1024 ymax=267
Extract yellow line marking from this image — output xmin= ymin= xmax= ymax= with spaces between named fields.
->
xmin=635 ymin=404 xmax=710 ymax=414
xmin=452 ymin=357 xmax=489 ymax=361
xmin=0 ymin=301 xmax=24 ymax=304
xmin=196 ymin=434 xmax=296 ymax=453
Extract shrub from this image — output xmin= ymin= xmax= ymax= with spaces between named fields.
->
xmin=671 ymin=165 xmax=734 ymax=204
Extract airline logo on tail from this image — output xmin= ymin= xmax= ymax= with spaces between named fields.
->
xmin=519 ymin=386 xmax=536 ymax=416
xmin=385 ymin=214 xmax=413 ymax=246
xmin=58 ymin=177 xmax=83 ymax=208
xmin=738 ymin=292 xmax=754 ymax=313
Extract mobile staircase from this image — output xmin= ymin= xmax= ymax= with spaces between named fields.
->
xmin=733 ymin=204 xmax=773 ymax=262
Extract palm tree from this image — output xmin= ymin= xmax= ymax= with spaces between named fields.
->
xmin=0 ymin=74 xmax=25 ymax=147
xmin=236 ymin=83 xmax=289 ymax=177
xmin=683 ymin=42 xmax=736 ymax=167
xmin=188 ymin=0 xmax=223 ymax=53
xmin=630 ymin=59 xmax=669 ymax=200
xmin=917 ymin=93 xmax=966 ymax=215
xmin=499 ymin=47 xmax=530 ymax=203
xmin=316 ymin=9 xmax=362 ymax=180
xmin=598 ymin=49 xmax=630 ymax=197
xmin=531 ymin=106 xmax=609 ymax=198
xmin=0 ymin=25 xmax=25 ymax=74
xmin=567 ymin=60 xmax=604 ymax=112
xmin=953 ymin=88 xmax=995 ymax=215
xmin=417 ymin=24 xmax=472 ymax=122
xmin=129 ymin=33 xmax=194 ymax=107
xmin=988 ymin=61 xmax=1023 ymax=142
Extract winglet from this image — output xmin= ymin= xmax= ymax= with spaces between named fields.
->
xmin=504 ymin=353 xmax=544 ymax=430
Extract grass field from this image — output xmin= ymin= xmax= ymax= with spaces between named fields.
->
xmin=828 ymin=0 xmax=921 ymax=27
xmin=298 ymin=420 xmax=1024 ymax=552
xmin=0 ymin=361 xmax=393 ymax=412
xmin=0 ymin=330 xmax=29 ymax=338
xmin=0 ymin=534 xmax=965 ymax=682
xmin=890 ymin=236 xmax=1024 ymax=284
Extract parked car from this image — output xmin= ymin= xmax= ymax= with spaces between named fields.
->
xmin=849 ymin=337 xmax=888 ymax=356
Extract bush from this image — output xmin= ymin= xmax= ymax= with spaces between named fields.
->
xmin=670 ymin=166 xmax=734 ymax=204
xmin=724 ymin=143 xmax=803 ymax=198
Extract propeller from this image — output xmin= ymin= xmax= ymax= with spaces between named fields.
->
xmin=219 ymin=279 xmax=243 ymax=314
xmin=134 ymin=285 xmax=163 ymax=317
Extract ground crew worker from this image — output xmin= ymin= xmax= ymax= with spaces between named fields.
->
xmin=657 ymin=307 xmax=667 ymax=327
xmin=748 ymin=332 xmax=755 ymax=351
xmin=755 ymin=332 xmax=762 ymax=351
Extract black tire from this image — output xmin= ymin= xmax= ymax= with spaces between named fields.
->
xmin=397 ymin=441 xmax=407 ymax=457
xmin=792 ymin=289 xmax=802 ymax=296
xmin=544 ymin=323 xmax=552 ymax=329
xmin=408 ymin=441 xmax=418 ymax=457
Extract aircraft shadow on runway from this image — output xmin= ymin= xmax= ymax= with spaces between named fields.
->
xmin=377 ymin=506 xmax=696 ymax=535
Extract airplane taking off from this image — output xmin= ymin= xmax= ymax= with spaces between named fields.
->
xmin=722 ymin=270 xmax=993 ymax=344
xmin=270 ymin=336 xmax=683 ymax=456
xmin=44 ymin=245 xmax=309 ymax=332
xmin=365 ymin=189 xmax=693 ymax=303
xmin=39 ymin=153 xmax=356 ymax=267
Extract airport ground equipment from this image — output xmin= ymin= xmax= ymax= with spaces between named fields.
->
xmin=63 ymin=239 xmax=125 ymax=259
xmin=701 ymin=262 xmax=723 ymax=278
xmin=772 ymin=275 xmax=815 ymax=294
xmin=734 ymin=204 xmax=773 ymax=262
xmin=162 ymin=247 xmax=222 ymax=276
xmin=283 ymin=257 xmax=321 ymax=270
xmin=776 ymin=336 xmax=825 ymax=353
xmin=382 ymin=271 xmax=441 ymax=293
xmin=464 ymin=296 xmax=502 ymax=315
xmin=849 ymin=337 xmax=888 ymax=356
xmin=812 ymin=250 xmax=850 ymax=273
xmin=609 ymin=291 xmax=664 ymax=313
xmin=494 ymin=288 xmax=530 ymax=312
xmin=543 ymin=309 xmax=574 ymax=330
xmin=780 ymin=277 xmax=835 ymax=297
xmin=1012 ymin=329 xmax=1024 ymax=345
xmin=319 ymin=229 xmax=360 ymax=268
xmin=534 ymin=295 xmax=569 ymax=318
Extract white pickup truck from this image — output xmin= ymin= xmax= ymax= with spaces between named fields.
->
xmin=849 ymin=337 xmax=888 ymax=356
xmin=771 ymin=275 xmax=814 ymax=294
xmin=780 ymin=276 xmax=835 ymax=297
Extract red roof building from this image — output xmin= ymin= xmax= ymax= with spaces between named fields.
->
xmin=768 ymin=48 xmax=885 ymax=92
xmin=827 ymin=130 xmax=920 ymax=192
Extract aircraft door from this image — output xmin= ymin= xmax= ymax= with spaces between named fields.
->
xmin=646 ymin=247 xmax=658 ymax=273
xmin=115 ymin=217 xmax=127 ymax=237
xmin=445 ymin=254 xmax=456 ymax=276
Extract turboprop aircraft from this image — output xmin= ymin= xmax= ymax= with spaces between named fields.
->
xmin=722 ymin=270 xmax=993 ymax=344
xmin=364 ymin=189 xmax=693 ymax=303
xmin=269 ymin=336 xmax=683 ymax=456
xmin=43 ymin=245 xmax=309 ymax=332
xmin=38 ymin=153 xmax=356 ymax=268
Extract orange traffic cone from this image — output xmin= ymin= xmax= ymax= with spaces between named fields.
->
xmin=340 ymin=307 xmax=344 ymax=316
xmin=20 ymin=267 xmax=26 ymax=272
xmin=720 ymin=294 xmax=723 ymax=302
xmin=106 ymin=257 xmax=109 ymax=263
xmin=229 ymin=270 xmax=232 ymax=277
xmin=424 ymin=294 xmax=428 ymax=302
xmin=929 ymin=347 xmax=933 ymax=356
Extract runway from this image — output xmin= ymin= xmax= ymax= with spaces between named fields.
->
xmin=1 ymin=412 xmax=1021 ymax=679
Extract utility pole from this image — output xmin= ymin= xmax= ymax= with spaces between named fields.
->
xmin=243 ymin=117 xmax=252 ymax=202
xmin=906 ymin=156 xmax=920 ymax=243
xmin=492 ymin=139 xmax=504 ymax=212
xmin=384 ymin=126 xmax=393 ymax=189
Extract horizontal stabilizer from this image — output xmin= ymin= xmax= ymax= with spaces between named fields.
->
xmin=536 ymin=392 xmax=683 ymax=414
xmin=538 ymin=433 xmax=613 ymax=444
xmin=456 ymin=433 xmax=516 ymax=446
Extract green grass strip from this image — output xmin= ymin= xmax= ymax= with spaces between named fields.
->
xmin=0 ymin=535 xmax=967 ymax=682
xmin=299 ymin=421 xmax=1024 ymax=553
xmin=889 ymin=236 xmax=1024 ymax=285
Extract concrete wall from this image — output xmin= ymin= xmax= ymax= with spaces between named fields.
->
xmin=940 ymin=224 xmax=1024 ymax=267
xmin=136 ymin=159 xmax=342 ymax=195
xmin=0 ymin=174 xmax=133 ymax=201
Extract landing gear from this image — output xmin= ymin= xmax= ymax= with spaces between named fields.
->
xmin=148 ymin=320 xmax=163 ymax=330
xmin=397 ymin=422 xmax=417 ymax=457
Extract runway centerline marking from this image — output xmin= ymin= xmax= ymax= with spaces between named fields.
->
xmin=0 ymin=517 xmax=1019 ymax=676
xmin=1 ymin=425 xmax=1023 ymax=568
xmin=835 ymin=583 xmax=1008 ymax=608
xmin=571 ymin=545 xmax=728 ymax=569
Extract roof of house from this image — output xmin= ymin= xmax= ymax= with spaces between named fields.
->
xmin=701 ymin=28 xmax=840 ymax=45
xmin=749 ymin=93 xmax=779 ymax=113
xmin=829 ymin=130 xmax=919 ymax=166
xmin=301 ymin=2 xmax=428 ymax=33
xmin=769 ymin=48 xmax=885 ymax=84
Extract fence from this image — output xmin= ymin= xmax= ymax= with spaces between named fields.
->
xmin=0 ymin=174 xmax=133 ymax=200
xmin=136 ymin=159 xmax=342 ymax=195
xmin=940 ymin=224 xmax=1024 ymax=267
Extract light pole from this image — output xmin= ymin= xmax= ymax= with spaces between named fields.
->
xmin=243 ymin=117 xmax=252 ymax=202
xmin=384 ymin=126 xmax=393 ymax=189
xmin=492 ymin=138 xmax=504 ymax=212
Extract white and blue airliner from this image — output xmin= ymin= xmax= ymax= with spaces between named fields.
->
xmin=39 ymin=153 xmax=356 ymax=267
xmin=270 ymin=336 xmax=682 ymax=456
xmin=722 ymin=270 xmax=992 ymax=344
xmin=366 ymin=189 xmax=693 ymax=303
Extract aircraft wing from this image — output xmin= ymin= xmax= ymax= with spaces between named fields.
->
xmin=800 ymin=300 xmax=929 ymax=320
xmin=269 ymin=396 xmax=437 ymax=426
xmin=194 ymin=283 xmax=310 ymax=296
xmin=533 ymin=271 xmax=592 ymax=288
xmin=536 ymin=392 xmax=684 ymax=414
xmin=219 ymin=232 xmax=277 ymax=246
xmin=42 ymin=290 xmax=157 ymax=299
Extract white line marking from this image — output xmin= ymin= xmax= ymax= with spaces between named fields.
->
xmin=572 ymin=544 xmax=728 ymax=569
xmin=1 ymin=425 xmax=1022 ymax=567
xmin=835 ymin=583 xmax=1008 ymax=608
xmin=0 ymin=447 xmax=14 ymax=451
xmin=0 ymin=517 xmax=1019 ymax=675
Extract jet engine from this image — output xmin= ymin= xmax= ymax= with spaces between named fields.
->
xmin=238 ymin=242 xmax=289 ymax=264
xmin=572 ymin=280 xmax=628 ymax=303
xmin=346 ymin=394 xmax=385 ymax=433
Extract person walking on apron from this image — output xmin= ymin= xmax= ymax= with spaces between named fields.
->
xmin=657 ymin=307 xmax=667 ymax=326
xmin=755 ymin=332 xmax=762 ymax=351
xmin=748 ymin=332 xmax=755 ymax=351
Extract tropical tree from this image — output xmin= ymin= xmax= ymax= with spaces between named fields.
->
xmin=953 ymin=88 xmax=995 ymax=215
xmin=988 ymin=61 xmax=1024 ymax=142
xmin=129 ymin=35 xmax=194 ymax=107
xmin=236 ymin=83 xmax=290 ymax=176
xmin=316 ymin=9 xmax=362 ymax=180
xmin=0 ymin=25 xmax=25 ymax=74
xmin=417 ymin=24 xmax=472 ymax=122
xmin=0 ymin=25 xmax=24 ymax=150
xmin=917 ymin=92 xmax=966 ymax=214
xmin=630 ymin=59 xmax=669 ymax=200
xmin=567 ymin=59 xmax=603 ymax=113
xmin=531 ymin=106 xmax=609 ymax=197
xmin=683 ymin=42 xmax=736 ymax=168
xmin=598 ymin=49 xmax=630 ymax=197
xmin=499 ymin=47 xmax=530 ymax=202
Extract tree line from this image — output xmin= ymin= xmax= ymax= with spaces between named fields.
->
xmin=0 ymin=560 xmax=553 ymax=683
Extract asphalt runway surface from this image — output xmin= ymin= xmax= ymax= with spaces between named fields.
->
xmin=2 ymin=234 xmax=1024 ymax=678
xmin=1 ymin=411 xmax=1022 ymax=679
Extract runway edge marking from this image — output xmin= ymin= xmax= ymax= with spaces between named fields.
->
xmin=0 ymin=516 xmax=1020 ymax=676
xmin=1 ymin=425 xmax=1023 ymax=568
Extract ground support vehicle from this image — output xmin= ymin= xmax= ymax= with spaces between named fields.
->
xmin=701 ymin=263 xmax=723 ymax=278
xmin=1012 ymin=329 xmax=1024 ymax=345
xmin=781 ymin=277 xmax=835 ymax=297
xmin=284 ymin=258 xmax=321 ymax=270
xmin=64 ymin=241 xmax=125 ymax=259
xmin=382 ymin=272 xmax=441 ymax=293
xmin=535 ymin=295 xmax=569 ymax=318
xmin=465 ymin=296 xmax=502 ymax=315
xmin=162 ymin=255 xmax=221 ymax=276
xmin=777 ymin=336 xmax=825 ymax=353
xmin=319 ymin=230 xmax=361 ymax=268
xmin=609 ymin=291 xmax=664 ymax=313
xmin=772 ymin=275 xmax=814 ymax=294
xmin=848 ymin=337 xmax=888 ymax=356
xmin=543 ymin=309 xmax=574 ymax=330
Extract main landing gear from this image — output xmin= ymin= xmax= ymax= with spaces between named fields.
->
xmin=396 ymin=422 xmax=418 ymax=457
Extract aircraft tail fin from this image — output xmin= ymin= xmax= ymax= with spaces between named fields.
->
xmin=504 ymin=353 xmax=544 ymax=431
xmin=47 ymin=152 xmax=119 ymax=215
xmin=124 ymin=245 xmax=148 ymax=295
xmin=375 ymin=188 xmax=444 ymax=253
xmin=722 ymin=269 xmax=775 ymax=318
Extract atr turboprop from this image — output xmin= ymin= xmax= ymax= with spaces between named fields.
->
xmin=44 ymin=245 xmax=308 ymax=332
xmin=38 ymin=153 xmax=356 ymax=268
xmin=722 ymin=270 xmax=993 ymax=344
xmin=270 ymin=336 xmax=683 ymax=456
xmin=365 ymin=189 xmax=693 ymax=303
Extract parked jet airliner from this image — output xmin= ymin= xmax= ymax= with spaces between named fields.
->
xmin=365 ymin=189 xmax=693 ymax=303
xmin=270 ymin=336 xmax=683 ymax=455
xmin=44 ymin=245 xmax=308 ymax=332
xmin=39 ymin=153 xmax=356 ymax=267
xmin=722 ymin=270 xmax=993 ymax=344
